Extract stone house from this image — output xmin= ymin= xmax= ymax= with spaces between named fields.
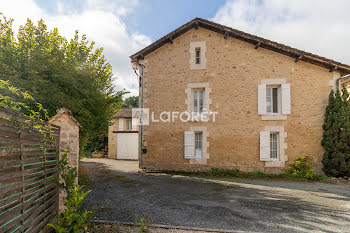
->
xmin=108 ymin=108 xmax=139 ymax=160
xmin=130 ymin=18 xmax=350 ymax=173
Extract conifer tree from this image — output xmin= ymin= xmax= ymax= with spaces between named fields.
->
xmin=321 ymin=86 xmax=350 ymax=177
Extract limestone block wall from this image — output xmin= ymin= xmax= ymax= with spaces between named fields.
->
xmin=140 ymin=27 xmax=345 ymax=173
xmin=50 ymin=109 xmax=80 ymax=211
xmin=108 ymin=118 xmax=119 ymax=159
xmin=51 ymin=113 xmax=80 ymax=168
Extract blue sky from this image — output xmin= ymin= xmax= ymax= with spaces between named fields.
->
xmin=34 ymin=0 xmax=225 ymax=40
xmin=125 ymin=0 xmax=225 ymax=40
xmin=2 ymin=0 xmax=350 ymax=96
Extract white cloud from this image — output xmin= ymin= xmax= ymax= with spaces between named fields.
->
xmin=213 ymin=0 xmax=350 ymax=65
xmin=0 ymin=0 xmax=151 ymax=97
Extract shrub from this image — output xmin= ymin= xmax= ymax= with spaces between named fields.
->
xmin=49 ymin=150 xmax=91 ymax=233
xmin=288 ymin=156 xmax=315 ymax=180
xmin=322 ymin=86 xmax=350 ymax=177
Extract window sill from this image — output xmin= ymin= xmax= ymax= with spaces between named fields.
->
xmin=265 ymin=161 xmax=285 ymax=167
xmin=190 ymin=64 xmax=206 ymax=70
xmin=261 ymin=114 xmax=287 ymax=121
xmin=185 ymin=156 xmax=202 ymax=159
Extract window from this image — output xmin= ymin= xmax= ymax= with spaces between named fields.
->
xmin=266 ymin=86 xmax=280 ymax=113
xmin=195 ymin=48 xmax=200 ymax=64
xmin=260 ymin=127 xmax=286 ymax=165
xmin=126 ymin=119 xmax=132 ymax=130
xmin=258 ymin=81 xmax=291 ymax=119
xmin=195 ymin=132 xmax=203 ymax=158
xmin=193 ymin=89 xmax=205 ymax=113
xmin=270 ymin=132 xmax=279 ymax=160
xmin=190 ymin=41 xmax=206 ymax=70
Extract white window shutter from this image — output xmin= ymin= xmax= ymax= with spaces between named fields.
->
xmin=258 ymin=84 xmax=267 ymax=115
xmin=260 ymin=131 xmax=270 ymax=161
xmin=184 ymin=131 xmax=195 ymax=158
xmin=281 ymin=83 xmax=291 ymax=114
xmin=118 ymin=118 xmax=124 ymax=131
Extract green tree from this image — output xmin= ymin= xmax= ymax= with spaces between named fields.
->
xmin=321 ymin=86 xmax=350 ymax=177
xmin=122 ymin=95 xmax=139 ymax=108
xmin=0 ymin=15 xmax=126 ymax=153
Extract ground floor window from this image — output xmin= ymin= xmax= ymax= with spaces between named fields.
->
xmin=195 ymin=132 xmax=203 ymax=157
xmin=270 ymin=132 xmax=279 ymax=160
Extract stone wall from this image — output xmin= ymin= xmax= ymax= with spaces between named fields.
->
xmin=140 ymin=27 xmax=344 ymax=173
xmin=50 ymin=109 xmax=81 ymax=211
xmin=108 ymin=118 xmax=119 ymax=159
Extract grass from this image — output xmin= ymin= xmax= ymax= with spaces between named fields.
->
xmin=78 ymin=164 xmax=91 ymax=186
xmin=104 ymin=169 xmax=138 ymax=184
xmin=167 ymin=168 xmax=330 ymax=182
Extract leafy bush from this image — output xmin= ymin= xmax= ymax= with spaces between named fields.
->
xmin=49 ymin=150 xmax=91 ymax=233
xmin=0 ymin=15 xmax=125 ymax=157
xmin=288 ymin=156 xmax=315 ymax=180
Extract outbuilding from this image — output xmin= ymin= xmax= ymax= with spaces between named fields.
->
xmin=108 ymin=108 xmax=139 ymax=160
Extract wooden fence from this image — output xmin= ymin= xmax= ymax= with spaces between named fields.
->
xmin=0 ymin=107 xmax=60 ymax=233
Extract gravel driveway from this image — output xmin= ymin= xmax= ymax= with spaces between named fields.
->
xmin=81 ymin=158 xmax=350 ymax=233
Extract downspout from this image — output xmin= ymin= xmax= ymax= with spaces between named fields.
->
xmin=139 ymin=63 xmax=144 ymax=169
xmin=335 ymin=74 xmax=350 ymax=89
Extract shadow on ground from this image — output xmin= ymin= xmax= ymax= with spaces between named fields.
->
xmin=81 ymin=159 xmax=350 ymax=233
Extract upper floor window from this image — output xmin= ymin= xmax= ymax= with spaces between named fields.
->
xmin=195 ymin=48 xmax=201 ymax=64
xmin=266 ymin=86 xmax=280 ymax=114
xmin=126 ymin=118 xmax=132 ymax=130
xmin=189 ymin=41 xmax=206 ymax=70
xmin=193 ymin=89 xmax=205 ymax=113
xmin=258 ymin=79 xmax=290 ymax=120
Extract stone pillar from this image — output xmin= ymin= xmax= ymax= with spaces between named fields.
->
xmin=50 ymin=108 xmax=82 ymax=211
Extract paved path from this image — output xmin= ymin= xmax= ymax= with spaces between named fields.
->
xmin=81 ymin=158 xmax=350 ymax=233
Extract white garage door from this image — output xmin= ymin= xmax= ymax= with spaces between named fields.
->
xmin=117 ymin=133 xmax=138 ymax=160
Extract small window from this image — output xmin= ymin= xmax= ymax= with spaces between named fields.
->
xmin=270 ymin=132 xmax=279 ymax=160
xmin=193 ymin=89 xmax=205 ymax=113
xmin=195 ymin=132 xmax=203 ymax=158
xmin=195 ymin=48 xmax=200 ymax=64
xmin=126 ymin=119 xmax=132 ymax=130
xmin=266 ymin=86 xmax=280 ymax=113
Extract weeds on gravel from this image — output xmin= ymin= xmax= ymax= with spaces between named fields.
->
xmin=79 ymin=164 xmax=91 ymax=186
xmin=167 ymin=166 xmax=330 ymax=182
xmin=104 ymin=169 xmax=138 ymax=184
xmin=210 ymin=168 xmax=240 ymax=177
xmin=247 ymin=171 xmax=272 ymax=178
xmin=136 ymin=215 xmax=152 ymax=233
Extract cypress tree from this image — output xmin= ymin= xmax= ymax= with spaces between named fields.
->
xmin=321 ymin=86 xmax=350 ymax=177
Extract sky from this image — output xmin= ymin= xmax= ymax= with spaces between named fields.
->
xmin=1 ymin=0 xmax=350 ymax=97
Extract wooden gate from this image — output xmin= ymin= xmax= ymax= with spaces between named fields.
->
xmin=0 ymin=107 xmax=60 ymax=232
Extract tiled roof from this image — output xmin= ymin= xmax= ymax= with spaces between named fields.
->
xmin=131 ymin=17 xmax=350 ymax=73
xmin=113 ymin=108 xmax=132 ymax=118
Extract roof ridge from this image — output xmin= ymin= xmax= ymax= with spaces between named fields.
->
xmin=130 ymin=17 xmax=350 ymax=73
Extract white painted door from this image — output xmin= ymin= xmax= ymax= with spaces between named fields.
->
xmin=117 ymin=133 xmax=139 ymax=160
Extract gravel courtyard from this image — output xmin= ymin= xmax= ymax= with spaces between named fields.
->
xmin=81 ymin=158 xmax=350 ymax=233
